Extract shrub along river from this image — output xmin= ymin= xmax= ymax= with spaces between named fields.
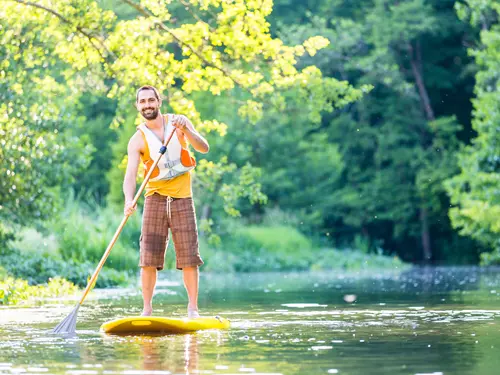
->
xmin=1 ymin=267 xmax=500 ymax=375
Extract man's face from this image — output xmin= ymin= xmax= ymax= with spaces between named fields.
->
xmin=136 ymin=89 xmax=160 ymax=120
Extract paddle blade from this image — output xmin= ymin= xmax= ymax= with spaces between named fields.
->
xmin=52 ymin=304 xmax=80 ymax=335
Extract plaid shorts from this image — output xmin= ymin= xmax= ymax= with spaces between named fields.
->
xmin=139 ymin=193 xmax=203 ymax=270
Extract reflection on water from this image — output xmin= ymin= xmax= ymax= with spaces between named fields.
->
xmin=1 ymin=267 xmax=500 ymax=375
xmin=109 ymin=333 xmax=201 ymax=373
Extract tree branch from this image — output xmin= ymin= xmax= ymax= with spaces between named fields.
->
xmin=11 ymin=0 xmax=117 ymax=68
xmin=178 ymin=0 xmax=216 ymax=32
xmin=120 ymin=0 xmax=241 ymax=86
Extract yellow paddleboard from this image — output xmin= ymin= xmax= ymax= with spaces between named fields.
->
xmin=100 ymin=316 xmax=230 ymax=334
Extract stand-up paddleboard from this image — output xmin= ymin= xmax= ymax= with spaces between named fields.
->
xmin=100 ymin=316 xmax=230 ymax=334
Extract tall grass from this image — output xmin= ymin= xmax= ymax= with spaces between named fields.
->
xmin=201 ymin=219 xmax=406 ymax=273
xmin=50 ymin=196 xmax=141 ymax=271
xmin=3 ymin=201 xmax=406 ymax=288
xmin=2 ymin=196 xmax=141 ymax=287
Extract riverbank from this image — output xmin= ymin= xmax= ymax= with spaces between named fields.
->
xmin=0 ymin=207 xmax=406 ymax=305
xmin=0 ymin=275 xmax=77 ymax=305
xmin=0 ymin=240 xmax=404 ymax=306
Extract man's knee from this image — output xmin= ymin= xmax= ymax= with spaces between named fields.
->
xmin=181 ymin=266 xmax=199 ymax=272
xmin=141 ymin=266 xmax=157 ymax=274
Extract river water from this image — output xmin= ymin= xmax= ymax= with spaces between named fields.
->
xmin=1 ymin=267 xmax=500 ymax=375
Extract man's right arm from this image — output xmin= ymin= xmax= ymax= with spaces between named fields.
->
xmin=123 ymin=132 xmax=141 ymax=216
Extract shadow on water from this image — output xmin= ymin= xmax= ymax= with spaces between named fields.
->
xmin=1 ymin=267 xmax=500 ymax=375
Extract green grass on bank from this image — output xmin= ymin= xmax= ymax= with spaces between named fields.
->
xmin=197 ymin=225 xmax=405 ymax=273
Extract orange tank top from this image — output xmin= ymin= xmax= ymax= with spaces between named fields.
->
xmin=138 ymin=122 xmax=193 ymax=198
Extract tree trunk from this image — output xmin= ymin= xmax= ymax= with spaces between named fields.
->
xmin=420 ymin=207 xmax=432 ymax=262
xmin=409 ymin=41 xmax=434 ymax=262
xmin=409 ymin=42 xmax=435 ymax=122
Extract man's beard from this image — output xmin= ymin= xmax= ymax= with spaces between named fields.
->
xmin=141 ymin=107 xmax=159 ymax=120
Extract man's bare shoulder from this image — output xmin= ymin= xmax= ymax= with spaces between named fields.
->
xmin=128 ymin=130 xmax=144 ymax=153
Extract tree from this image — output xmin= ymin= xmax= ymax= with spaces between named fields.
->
xmin=0 ymin=6 xmax=92 ymax=243
xmin=2 ymin=0 xmax=364 ymax=243
xmin=446 ymin=1 xmax=500 ymax=261
xmin=274 ymin=0 xmax=477 ymax=262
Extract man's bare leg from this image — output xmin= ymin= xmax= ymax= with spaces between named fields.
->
xmin=183 ymin=266 xmax=199 ymax=318
xmin=141 ymin=266 xmax=157 ymax=316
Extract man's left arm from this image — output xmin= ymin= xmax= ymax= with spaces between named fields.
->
xmin=173 ymin=115 xmax=210 ymax=154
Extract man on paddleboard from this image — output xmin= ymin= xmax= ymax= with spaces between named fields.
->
xmin=122 ymin=85 xmax=209 ymax=318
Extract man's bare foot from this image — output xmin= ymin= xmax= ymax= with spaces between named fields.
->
xmin=141 ymin=309 xmax=152 ymax=316
xmin=187 ymin=304 xmax=200 ymax=319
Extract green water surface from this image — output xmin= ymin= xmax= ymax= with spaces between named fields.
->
xmin=1 ymin=267 xmax=500 ymax=375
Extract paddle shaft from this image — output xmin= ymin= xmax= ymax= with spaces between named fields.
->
xmin=78 ymin=127 xmax=177 ymax=305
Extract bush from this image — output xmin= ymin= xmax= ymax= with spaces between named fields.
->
xmin=4 ymin=201 xmax=405 ymax=281
xmin=1 ymin=248 xmax=132 ymax=288
xmin=311 ymin=248 xmax=406 ymax=271
xmin=214 ymin=225 xmax=315 ymax=272
xmin=198 ymin=223 xmax=406 ymax=273
xmin=0 ymin=266 xmax=9 ymax=280
xmin=0 ymin=276 xmax=78 ymax=305
xmin=2 ymin=198 xmax=139 ymax=287
xmin=49 ymin=198 xmax=141 ymax=272
xmin=10 ymin=227 xmax=59 ymax=255
xmin=234 ymin=225 xmax=312 ymax=255
xmin=0 ymin=223 xmax=15 ymax=257
xmin=480 ymin=250 xmax=500 ymax=266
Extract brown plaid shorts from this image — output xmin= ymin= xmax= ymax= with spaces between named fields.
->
xmin=139 ymin=193 xmax=203 ymax=270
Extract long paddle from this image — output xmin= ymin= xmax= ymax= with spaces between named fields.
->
xmin=52 ymin=127 xmax=176 ymax=335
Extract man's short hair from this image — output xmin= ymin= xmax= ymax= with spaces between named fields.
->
xmin=136 ymin=85 xmax=161 ymax=102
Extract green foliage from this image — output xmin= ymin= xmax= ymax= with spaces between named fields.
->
xmin=455 ymin=0 xmax=499 ymax=29
xmin=193 ymin=82 xmax=353 ymax=239
xmin=231 ymin=225 xmax=312 ymax=257
xmin=2 ymin=0 xmax=363 ymax=254
xmin=0 ymin=4 xmax=95 ymax=227
xmin=0 ymin=266 xmax=9 ymax=280
xmin=201 ymin=222 xmax=405 ymax=272
xmin=310 ymin=248 xmax=407 ymax=271
xmin=1 ymin=247 xmax=131 ymax=288
xmin=0 ymin=223 xmax=15 ymax=256
xmin=480 ymin=251 xmax=500 ymax=266
xmin=445 ymin=0 xmax=500 ymax=258
xmin=274 ymin=0 xmax=478 ymax=262
xmin=72 ymin=93 xmax=119 ymax=202
xmin=1 ymin=197 xmax=137 ymax=288
xmin=49 ymin=196 xmax=141 ymax=272
xmin=9 ymin=227 xmax=59 ymax=256
xmin=2 ymin=198 xmax=404 ymax=283
xmin=0 ymin=276 xmax=78 ymax=305
xmin=106 ymin=108 xmax=139 ymax=207
xmin=2 ymin=0 xmax=496 ymax=269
